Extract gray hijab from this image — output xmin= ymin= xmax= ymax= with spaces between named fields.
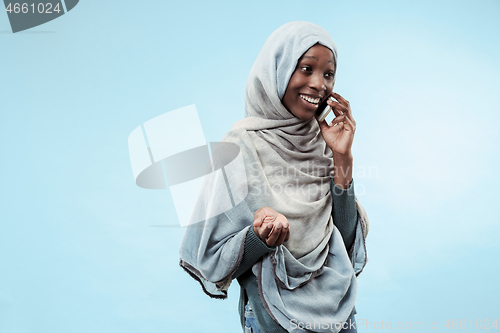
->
xmin=179 ymin=21 xmax=368 ymax=332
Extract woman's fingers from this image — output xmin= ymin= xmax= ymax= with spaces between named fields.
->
xmin=326 ymin=98 xmax=355 ymax=129
xmin=329 ymin=115 xmax=347 ymax=127
xmin=266 ymin=222 xmax=283 ymax=246
xmin=283 ymin=218 xmax=290 ymax=243
xmin=331 ymin=92 xmax=356 ymax=125
xmin=275 ymin=225 xmax=288 ymax=246
xmin=253 ymin=219 xmax=263 ymax=230
xmin=343 ymin=115 xmax=356 ymax=132
xmin=327 ymin=99 xmax=347 ymax=117
xmin=331 ymin=92 xmax=349 ymax=107
xmin=268 ymin=218 xmax=290 ymax=246
xmin=254 ymin=222 xmax=273 ymax=242
xmin=284 ymin=228 xmax=290 ymax=242
xmin=253 ymin=208 xmax=265 ymax=228
xmin=253 ymin=206 xmax=276 ymax=230
xmin=327 ymin=95 xmax=356 ymax=130
xmin=262 ymin=223 xmax=274 ymax=240
xmin=317 ymin=118 xmax=330 ymax=132
xmin=253 ymin=206 xmax=290 ymax=246
xmin=318 ymin=114 xmax=347 ymax=131
xmin=329 ymin=114 xmax=353 ymax=131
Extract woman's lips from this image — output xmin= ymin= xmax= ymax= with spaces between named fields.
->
xmin=299 ymin=94 xmax=320 ymax=111
xmin=299 ymin=94 xmax=321 ymax=105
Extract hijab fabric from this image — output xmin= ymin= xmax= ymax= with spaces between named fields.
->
xmin=179 ymin=21 xmax=368 ymax=333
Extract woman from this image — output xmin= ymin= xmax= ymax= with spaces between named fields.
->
xmin=179 ymin=21 xmax=368 ymax=333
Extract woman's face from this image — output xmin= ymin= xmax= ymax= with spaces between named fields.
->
xmin=281 ymin=44 xmax=336 ymax=121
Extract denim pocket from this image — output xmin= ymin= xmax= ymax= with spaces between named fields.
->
xmin=244 ymin=303 xmax=255 ymax=318
xmin=244 ymin=302 xmax=260 ymax=333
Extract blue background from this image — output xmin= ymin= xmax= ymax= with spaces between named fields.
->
xmin=1 ymin=0 xmax=499 ymax=332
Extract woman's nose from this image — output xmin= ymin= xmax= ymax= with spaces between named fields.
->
xmin=309 ymin=73 xmax=327 ymax=91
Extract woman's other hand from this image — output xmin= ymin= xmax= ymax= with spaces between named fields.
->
xmin=316 ymin=92 xmax=356 ymax=157
xmin=253 ymin=206 xmax=290 ymax=247
xmin=316 ymin=92 xmax=355 ymax=189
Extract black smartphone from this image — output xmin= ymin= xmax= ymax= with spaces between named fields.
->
xmin=316 ymin=96 xmax=333 ymax=122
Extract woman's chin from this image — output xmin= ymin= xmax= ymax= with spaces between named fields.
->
xmin=283 ymin=103 xmax=317 ymax=121
xmin=296 ymin=111 xmax=316 ymax=121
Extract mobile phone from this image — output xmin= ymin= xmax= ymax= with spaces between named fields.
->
xmin=316 ymin=96 xmax=333 ymax=122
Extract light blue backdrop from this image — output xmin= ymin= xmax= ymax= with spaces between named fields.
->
xmin=1 ymin=0 xmax=499 ymax=332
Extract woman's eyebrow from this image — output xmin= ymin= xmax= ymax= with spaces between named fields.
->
xmin=302 ymin=55 xmax=335 ymax=64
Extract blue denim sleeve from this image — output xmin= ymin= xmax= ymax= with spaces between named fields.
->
xmin=232 ymin=226 xmax=276 ymax=279
xmin=331 ymin=177 xmax=358 ymax=251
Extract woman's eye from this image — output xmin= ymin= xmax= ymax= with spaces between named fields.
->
xmin=300 ymin=66 xmax=312 ymax=72
xmin=325 ymin=72 xmax=334 ymax=79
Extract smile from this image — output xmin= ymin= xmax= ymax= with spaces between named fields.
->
xmin=299 ymin=94 xmax=320 ymax=105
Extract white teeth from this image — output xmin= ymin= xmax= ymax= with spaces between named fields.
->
xmin=300 ymin=94 xmax=320 ymax=105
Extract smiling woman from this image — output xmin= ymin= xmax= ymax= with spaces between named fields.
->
xmin=282 ymin=44 xmax=336 ymax=120
xmin=179 ymin=21 xmax=369 ymax=333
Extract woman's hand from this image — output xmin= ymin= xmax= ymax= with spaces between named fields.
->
xmin=253 ymin=206 xmax=290 ymax=247
xmin=316 ymin=92 xmax=356 ymax=157
xmin=316 ymin=92 xmax=355 ymax=189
